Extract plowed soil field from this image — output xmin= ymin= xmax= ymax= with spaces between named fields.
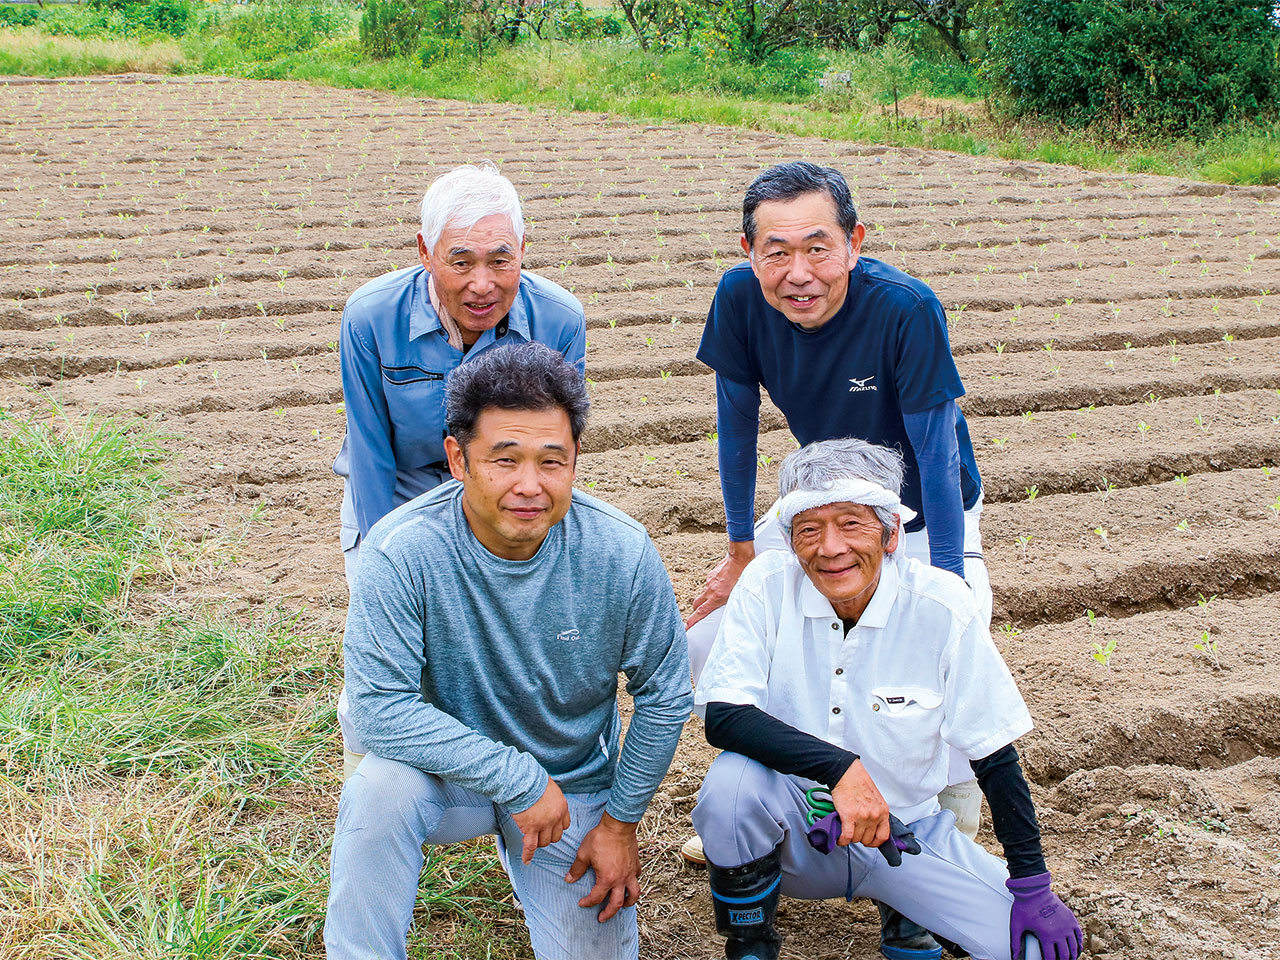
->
xmin=5 ymin=76 xmax=1280 ymax=959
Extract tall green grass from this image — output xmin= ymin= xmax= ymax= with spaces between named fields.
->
xmin=0 ymin=408 xmax=526 ymax=958
xmin=0 ymin=407 xmax=168 ymax=671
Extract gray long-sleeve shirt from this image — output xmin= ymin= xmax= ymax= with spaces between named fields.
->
xmin=343 ymin=481 xmax=693 ymax=822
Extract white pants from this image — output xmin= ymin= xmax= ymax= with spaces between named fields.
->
xmin=692 ymin=753 xmax=1039 ymax=960
xmin=325 ymin=754 xmax=638 ymax=960
xmin=339 ymin=538 xmax=367 ymax=762
xmin=688 ymin=498 xmax=990 ymax=795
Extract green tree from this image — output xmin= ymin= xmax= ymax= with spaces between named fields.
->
xmin=986 ymin=0 xmax=1280 ymax=135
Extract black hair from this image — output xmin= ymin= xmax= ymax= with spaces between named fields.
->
xmin=742 ymin=161 xmax=858 ymax=247
xmin=445 ymin=342 xmax=590 ymax=450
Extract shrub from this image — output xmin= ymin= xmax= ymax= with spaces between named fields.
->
xmin=360 ymin=0 xmax=427 ymax=59
xmin=419 ymin=33 xmax=464 ymax=64
xmin=985 ymin=0 xmax=1280 ymax=136
xmin=224 ymin=0 xmax=349 ymax=58
xmin=0 ymin=5 xmax=39 ymax=28
xmin=132 ymin=0 xmax=192 ymax=36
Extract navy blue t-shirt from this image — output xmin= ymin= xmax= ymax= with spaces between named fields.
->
xmin=696 ymin=257 xmax=981 ymax=532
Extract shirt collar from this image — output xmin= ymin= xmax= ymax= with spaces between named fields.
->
xmin=799 ymin=554 xmax=899 ymax=629
xmin=408 ymin=269 xmax=531 ymax=343
xmin=408 ymin=268 xmax=442 ymax=341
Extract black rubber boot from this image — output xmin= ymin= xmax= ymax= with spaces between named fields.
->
xmin=707 ymin=848 xmax=784 ymax=960
xmin=877 ymin=901 xmax=943 ymax=960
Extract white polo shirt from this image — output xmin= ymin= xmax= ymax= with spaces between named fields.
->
xmin=695 ymin=550 xmax=1032 ymax=824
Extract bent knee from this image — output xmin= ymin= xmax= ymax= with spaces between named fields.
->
xmin=693 ymin=753 xmax=790 ymax=861
xmin=337 ymin=754 xmax=444 ymax=837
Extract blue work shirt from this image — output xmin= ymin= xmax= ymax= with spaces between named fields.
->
xmin=333 ymin=265 xmax=586 ymax=539
xmin=696 ymin=257 xmax=981 ymax=537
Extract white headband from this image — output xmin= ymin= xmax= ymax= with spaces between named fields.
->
xmin=775 ymin=478 xmax=916 ymax=558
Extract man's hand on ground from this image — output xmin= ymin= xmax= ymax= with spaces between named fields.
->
xmin=566 ymin=812 xmax=641 ymax=922
xmin=511 ymin=778 xmax=571 ymax=864
xmin=831 ymin=759 xmax=891 ymax=849
xmin=686 ymin=541 xmax=755 ymax=628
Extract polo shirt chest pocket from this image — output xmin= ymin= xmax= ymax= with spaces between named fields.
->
xmin=867 ymin=685 xmax=944 ymax=767
xmin=381 ymin=364 xmax=447 ymax=466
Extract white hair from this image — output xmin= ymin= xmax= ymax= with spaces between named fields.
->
xmin=777 ymin=438 xmax=906 ymax=546
xmin=419 ymin=162 xmax=524 ymax=252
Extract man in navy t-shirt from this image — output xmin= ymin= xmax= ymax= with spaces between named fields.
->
xmin=685 ymin=161 xmax=989 ymax=960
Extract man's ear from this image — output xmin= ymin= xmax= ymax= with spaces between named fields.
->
xmin=848 ymin=221 xmax=867 ymax=259
xmin=444 ymin=434 xmax=467 ymax=481
xmin=740 ymin=233 xmax=757 ymax=269
xmin=417 ymin=232 xmax=432 ymax=272
xmin=885 ymin=514 xmax=900 ymax=554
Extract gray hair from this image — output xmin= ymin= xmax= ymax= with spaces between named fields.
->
xmin=419 ymin=161 xmax=525 ymax=252
xmin=742 ymin=161 xmax=858 ymax=248
xmin=778 ymin=438 xmax=905 ymax=546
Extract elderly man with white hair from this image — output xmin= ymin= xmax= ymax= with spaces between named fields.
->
xmin=332 ymin=161 xmax=585 ymax=775
xmin=691 ymin=438 xmax=1082 ymax=960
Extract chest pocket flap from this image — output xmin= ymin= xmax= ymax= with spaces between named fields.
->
xmin=871 ymin=685 xmax=943 ymax=715
xmin=382 ymin=364 xmax=444 ymax=386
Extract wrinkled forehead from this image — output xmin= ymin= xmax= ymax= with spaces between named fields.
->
xmin=435 ymin=213 xmax=521 ymax=251
xmin=790 ymin=500 xmax=878 ymax=526
xmin=752 ymin=192 xmax=844 ymax=241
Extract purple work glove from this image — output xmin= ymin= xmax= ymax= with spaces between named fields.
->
xmin=1006 ymin=871 xmax=1083 ymax=960
xmin=806 ymin=812 xmax=921 ymax=866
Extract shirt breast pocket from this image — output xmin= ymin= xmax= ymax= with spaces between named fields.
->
xmin=380 ymin=365 xmax=447 ymax=466
xmin=868 ymin=685 xmax=944 ymax=767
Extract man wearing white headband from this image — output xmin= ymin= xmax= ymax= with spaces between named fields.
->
xmin=684 ymin=161 xmax=988 ymax=958
xmin=691 ymin=439 xmax=1082 ymax=960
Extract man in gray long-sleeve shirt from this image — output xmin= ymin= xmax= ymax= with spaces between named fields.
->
xmin=325 ymin=342 xmax=693 ymax=960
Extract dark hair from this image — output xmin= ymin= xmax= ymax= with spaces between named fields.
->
xmin=445 ymin=342 xmax=590 ymax=449
xmin=742 ymin=161 xmax=858 ymax=248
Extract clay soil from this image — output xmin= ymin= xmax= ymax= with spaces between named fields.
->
xmin=4 ymin=76 xmax=1280 ymax=959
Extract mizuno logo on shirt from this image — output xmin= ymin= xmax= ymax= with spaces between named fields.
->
xmin=848 ymin=376 xmax=877 ymax=392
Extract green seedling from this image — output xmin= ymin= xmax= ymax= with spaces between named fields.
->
xmin=1016 ymin=534 xmax=1032 ymax=560
xmin=1175 ymin=518 xmax=1190 ymax=532
xmin=1091 ymin=638 xmax=1117 ymax=669
xmin=757 ymin=454 xmax=774 ymax=468
xmin=1098 ymin=477 xmax=1117 ymax=501
xmin=1193 ymin=630 xmax=1220 ymax=669
xmin=1094 ymin=526 xmax=1111 ymax=548
xmin=1175 ymin=473 xmax=1189 ymax=495
xmin=998 ymin=623 xmax=1022 ymax=640
xmin=659 ymin=370 xmax=672 ymax=382
xmin=1085 ymin=609 xmax=1096 ymax=629
xmin=991 ymin=437 xmax=1008 ymax=450
xmin=1025 ymin=486 xmax=1039 ymax=502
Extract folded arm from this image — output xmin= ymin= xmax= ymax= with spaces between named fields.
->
xmin=971 ymin=743 xmax=1046 ymax=878
xmin=343 ymin=544 xmax=549 ymax=813
xmin=902 ymin=400 xmax=964 ymax=578
xmin=607 ymin=543 xmax=694 ymax=824
xmin=340 ymin=313 xmax=398 ymax=537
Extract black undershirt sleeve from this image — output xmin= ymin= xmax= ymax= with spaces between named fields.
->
xmin=704 ymin=701 xmax=859 ymax=789
xmin=971 ymin=743 xmax=1047 ymax=879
